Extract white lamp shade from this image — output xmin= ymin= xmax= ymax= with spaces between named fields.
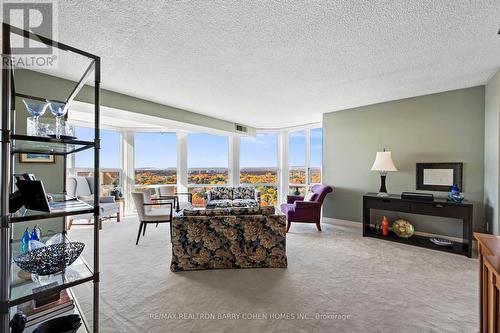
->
xmin=371 ymin=151 xmax=398 ymax=172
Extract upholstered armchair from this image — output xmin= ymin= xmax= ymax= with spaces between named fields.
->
xmin=66 ymin=176 xmax=120 ymax=229
xmin=280 ymin=184 xmax=333 ymax=232
xmin=132 ymin=191 xmax=173 ymax=245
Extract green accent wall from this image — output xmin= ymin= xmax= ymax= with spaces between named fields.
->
xmin=484 ymin=70 xmax=500 ymax=235
xmin=322 ymin=86 xmax=485 ymax=235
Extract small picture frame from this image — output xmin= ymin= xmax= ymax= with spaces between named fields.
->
xmin=416 ymin=162 xmax=463 ymax=192
xmin=19 ymin=153 xmax=56 ymax=164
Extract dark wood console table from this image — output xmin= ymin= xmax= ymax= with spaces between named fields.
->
xmin=363 ymin=193 xmax=473 ymax=257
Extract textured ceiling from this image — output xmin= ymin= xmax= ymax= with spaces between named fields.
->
xmin=39 ymin=1 xmax=500 ymax=128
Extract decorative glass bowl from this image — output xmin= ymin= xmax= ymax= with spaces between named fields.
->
xmin=14 ymin=242 xmax=85 ymax=276
xmin=392 ymin=219 xmax=414 ymax=239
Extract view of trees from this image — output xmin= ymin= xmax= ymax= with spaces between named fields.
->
xmin=309 ymin=167 xmax=321 ymax=184
xmin=239 ymin=168 xmax=278 ymax=184
xmin=135 ymin=168 xmax=177 ymax=185
xmin=289 ymin=169 xmax=306 ymax=184
xmin=188 ymin=168 xmax=228 ymax=185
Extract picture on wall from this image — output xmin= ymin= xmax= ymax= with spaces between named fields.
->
xmin=19 ymin=153 xmax=56 ymax=164
xmin=416 ymin=162 xmax=462 ymax=192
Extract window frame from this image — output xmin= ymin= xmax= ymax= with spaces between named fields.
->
xmin=134 ymin=131 xmax=178 ymax=188
xmin=239 ymin=131 xmax=280 ymax=207
xmin=286 ymin=126 xmax=322 ymax=196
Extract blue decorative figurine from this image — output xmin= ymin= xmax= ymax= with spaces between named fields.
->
xmin=448 ymin=184 xmax=464 ymax=203
xmin=21 ymin=228 xmax=31 ymax=254
xmin=30 ymin=224 xmax=41 ymax=241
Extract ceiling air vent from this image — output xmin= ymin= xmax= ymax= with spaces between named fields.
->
xmin=235 ymin=124 xmax=248 ymax=133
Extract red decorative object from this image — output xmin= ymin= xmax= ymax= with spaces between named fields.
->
xmin=381 ymin=216 xmax=390 ymax=236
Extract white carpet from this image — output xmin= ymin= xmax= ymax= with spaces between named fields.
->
xmin=69 ymin=215 xmax=478 ymax=333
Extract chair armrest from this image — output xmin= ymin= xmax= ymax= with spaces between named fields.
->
xmin=172 ymin=192 xmax=193 ymax=203
xmin=143 ymin=202 xmax=173 ymax=208
xmin=99 ymin=196 xmax=116 ymax=203
xmin=294 ymin=200 xmax=321 ymax=209
xmin=287 ymin=195 xmax=304 ymax=204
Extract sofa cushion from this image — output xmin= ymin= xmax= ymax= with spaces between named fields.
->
xmin=74 ymin=176 xmax=92 ymax=197
xmin=304 ymin=192 xmax=316 ymax=201
xmin=183 ymin=208 xmax=230 ymax=216
xmin=233 ymin=186 xmax=255 ymax=199
xmin=229 ymin=205 xmax=276 ymax=216
xmin=260 ymin=206 xmax=276 ymax=216
xmin=207 ymin=199 xmax=233 ymax=208
xmin=232 ymin=198 xmax=259 ymax=207
xmin=230 ymin=206 xmax=261 ymax=215
xmin=209 ymin=187 xmax=233 ymax=200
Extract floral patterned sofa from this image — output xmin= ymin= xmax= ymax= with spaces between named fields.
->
xmin=206 ymin=186 xmax=261 ymax=207
xmin=170 ymin=206 xmax=287 ymax=271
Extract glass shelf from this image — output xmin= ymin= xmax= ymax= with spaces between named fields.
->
xmin=9 ymin=236 xmax=94 ymax=307
xmin=9 ymin=286 xmax=90 ymax=333
xmin=11 ymin=134 xmax=95 ymax=155
xmin=9 ymin=194 xmax=95 ymax=223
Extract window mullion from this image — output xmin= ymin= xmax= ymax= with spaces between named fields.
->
xmin=305 ymin=128 xmax=311 ymax=187
xmin=177 ymin=131 xmax=188 ymax=193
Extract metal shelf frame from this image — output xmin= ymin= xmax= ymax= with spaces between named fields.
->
xmin=1 ymin=23 xmax=101 ymax=332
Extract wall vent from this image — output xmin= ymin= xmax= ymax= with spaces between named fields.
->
xmin=235 ymin=124 xmax=248 ymax=133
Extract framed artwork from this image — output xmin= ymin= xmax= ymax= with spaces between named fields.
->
xmin=19 ymin=153 xmax=56 ymax=164
xmin=416 ymin=162 xmax=462 ymax=192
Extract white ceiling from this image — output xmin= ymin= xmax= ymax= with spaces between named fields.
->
xmin=39 ymin=1 xmax=500 ymax=128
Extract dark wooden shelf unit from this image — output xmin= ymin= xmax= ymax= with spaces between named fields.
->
xmin=363 ymin=193 xmax=473 ymax=257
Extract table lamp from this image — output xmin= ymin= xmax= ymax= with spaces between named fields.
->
xmin=370 ymin=149 xmax=398 ymax=197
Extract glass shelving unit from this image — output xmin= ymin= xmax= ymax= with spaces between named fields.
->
xmin=1 ymin=23 xmax=101 ymax=332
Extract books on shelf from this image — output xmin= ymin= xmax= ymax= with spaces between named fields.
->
xmin=18 ymin=289 xmax=75 ymax=327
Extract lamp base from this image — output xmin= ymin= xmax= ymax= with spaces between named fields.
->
xmin=378 ymin=173 xmax=389 ymax=196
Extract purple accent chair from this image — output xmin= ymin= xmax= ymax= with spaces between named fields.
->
xmin=280 ymin=184 xmax=333 ymax=232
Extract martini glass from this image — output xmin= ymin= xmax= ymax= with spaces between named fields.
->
xmin=22 ymin=99 xmax=48 ymax=136
xmin=48 ymin=101 xmax=67 ymax=139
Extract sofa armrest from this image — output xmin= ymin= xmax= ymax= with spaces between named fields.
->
xmin=294 ymin=200 xmax=321 ymax=209
xmin=255 ymin=190 xmax=261 ymax=203
xmin=99 ymin=196 xmax=116 ymax=203
xmin=205 ymin=190 xmax=212 ymax=202
xmin=287 ymin=195 xmax=304 ymax=204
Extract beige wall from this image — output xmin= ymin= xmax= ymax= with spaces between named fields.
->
xmin=484 ymin=70 xmax=500 ymax=234
xmin=322 ymin=86 xmax=485 ymax=236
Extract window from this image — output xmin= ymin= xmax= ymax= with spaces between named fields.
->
xmin=309 ymin=128 xmax=322 ymax=183
xmin=288 ymin=130 xmax=306 ymax=194
xmin=73 ymin=127 xmax=122 ymax=196
xmin=75 ymin=127 xmax=120 ymax=169
xmin=187 ymin=133 xmax=229 ymax=206
xmin=240 ymin=133 xmax=279 ymax=206
xmin=287 ymin=127 xmax=322 ymax=194
xmin=134 ymin=132 xmax=177 ymax=186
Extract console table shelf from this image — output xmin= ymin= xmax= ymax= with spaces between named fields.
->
xmin=363 ymin=193 xmax=473 ymax=257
